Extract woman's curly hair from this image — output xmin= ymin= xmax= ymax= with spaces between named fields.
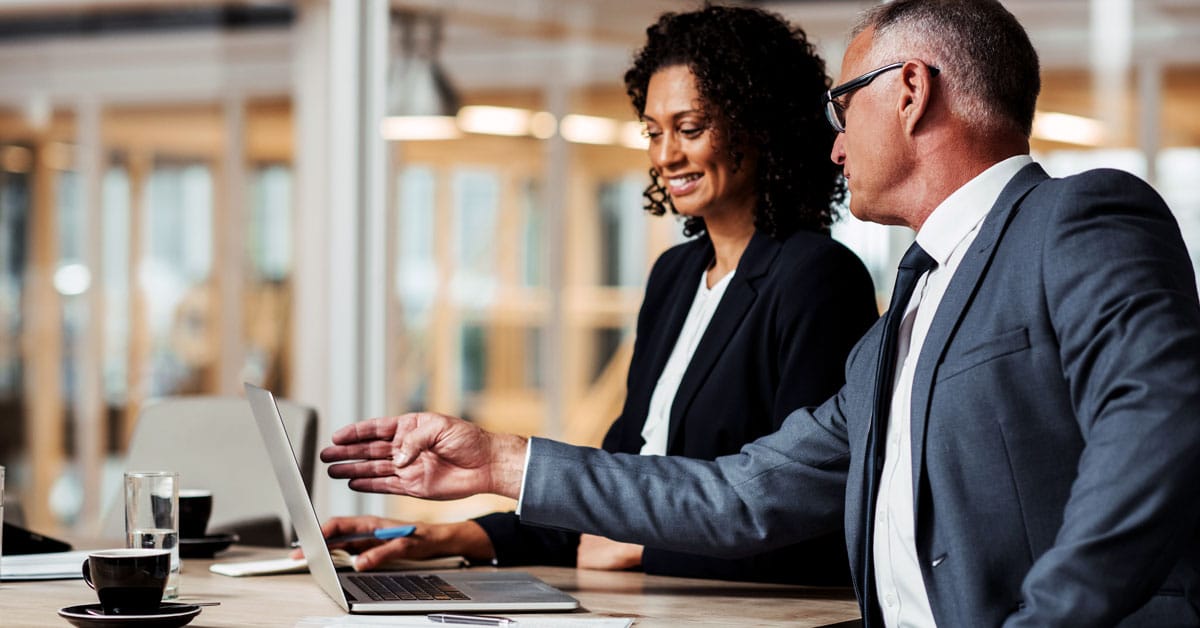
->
xmin=625 ymin=3 xmax=845 ymax=239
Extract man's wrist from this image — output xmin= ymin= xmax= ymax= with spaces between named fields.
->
xmin=487 ymin=433 xmax=529 ymax=499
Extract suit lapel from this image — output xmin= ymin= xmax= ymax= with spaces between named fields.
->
xmin=665 ymin=231 xmax=779 ymax=453
xmin=628 ymin=238 xmax=712 ymax=452
xmin=908 ymin=163 xmax=1049 ymax=515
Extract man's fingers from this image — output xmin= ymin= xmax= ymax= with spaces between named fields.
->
xmin=345 ymin=477 xmax=439 ymax=497
xmin=321 ymin=440 xmax=395 ymax=463
xmin=327 ymin=459 xmax=397 ymax=479
xmin=329 ymin=417 xmax=399 ymax=445
xmin=389 ymin=413 xmax=453 ymax=468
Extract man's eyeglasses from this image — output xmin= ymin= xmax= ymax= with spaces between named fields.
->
xmin=823 ymin=61 xmax=940 ymax=133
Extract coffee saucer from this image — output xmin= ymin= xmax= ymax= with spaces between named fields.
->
xmin=178 ymin=532 xmax=238 ymax=558
xmin=57 ymin=603 xmax=200 ymax=628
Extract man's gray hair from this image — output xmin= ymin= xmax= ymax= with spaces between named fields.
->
xmin=853 ymin=0 xmax=1040 ymax=137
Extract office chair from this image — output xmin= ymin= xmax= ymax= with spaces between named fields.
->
xmin=99 ymin=395 xmax=317 ymax=547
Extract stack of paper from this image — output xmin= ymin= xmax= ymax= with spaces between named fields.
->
xmin=0 ymin=550 xmax=91 ymax=581
xmin=294 ymin=616 xmax=634 ymax=628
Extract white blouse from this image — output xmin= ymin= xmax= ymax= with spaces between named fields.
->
xmin=639 ymin=268 xmax=735 ymax=456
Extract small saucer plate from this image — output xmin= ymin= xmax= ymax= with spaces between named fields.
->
xmin=57 ymin=603 xmax=201 ymax=628
xmin=178 ymin=532 xmax=239 ymax=558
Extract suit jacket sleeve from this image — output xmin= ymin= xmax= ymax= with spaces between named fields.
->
xmin=1005 ymin=171 xmax=1200 ymax=626
xmin=520 ymin=387 xmax=855 ymax=558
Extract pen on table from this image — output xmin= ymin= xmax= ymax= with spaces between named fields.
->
xmin=289 ymin=524 xmax=417 ymax=548
xmin=427 ymin=613 xmax=517 ymax=626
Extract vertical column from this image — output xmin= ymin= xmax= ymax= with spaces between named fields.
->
xmin=289 ymin=0 xmax=328 ymax=403
xmin=1137 ymin=58 xmax=1162 ymax=186
xmin=291 ymin=0 xmax=389 ymax=518
xmin=75 ymin=96 xmax=107 ymax=525
xmin=358 ymin=0 xmax=390 ymax=517
xmin=539 ymin=81 xmax=568 ymax=440
xmin=217 ymin=95 xmax=247 ymax=394
xmin=1090 ymin=0 xmax=1132 ymax=145
xmin=290 ymin=0 xmax=333 ymax=512
xmin=122 ymin=150 xmax=151 ymax=449
xmin=24 ymin=137 xmax=64 ymax=530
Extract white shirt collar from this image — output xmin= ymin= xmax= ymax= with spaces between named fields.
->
xmin=916 ymin=155 xmax=1033 ymax=267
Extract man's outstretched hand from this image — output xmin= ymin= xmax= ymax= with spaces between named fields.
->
xmin=320 ymin=412 xmax=528 ymax=500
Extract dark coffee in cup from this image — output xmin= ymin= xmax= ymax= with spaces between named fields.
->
xmin=178 ymin=489 xmax=213 ymax=539
xmin=81 ymin=548 xmax=170 ymax=614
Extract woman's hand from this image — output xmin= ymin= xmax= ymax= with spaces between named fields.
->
xmin=289 ymin=515 xmax=496 ymax=571
xmin=576 ymin=533 xmax=643 ymax=571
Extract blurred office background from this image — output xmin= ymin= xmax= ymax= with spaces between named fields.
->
xmin=0 ymin=0 xmax=1196 ymax=535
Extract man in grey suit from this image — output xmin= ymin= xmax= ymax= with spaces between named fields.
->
xmin=320 ymin=1 xmax=1200 ymax=625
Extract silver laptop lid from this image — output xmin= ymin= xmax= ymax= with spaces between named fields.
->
xmin=245 ymin=383 xmax=350 ymax=612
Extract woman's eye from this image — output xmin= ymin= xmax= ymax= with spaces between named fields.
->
xmin=644 ymin=129 xmax=662 ymax=139
xmin=680 ymin=126 xmax=704 ymax=138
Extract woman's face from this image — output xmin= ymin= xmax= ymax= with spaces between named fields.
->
xmin=642 ymin=65 xmax=756 ymax=221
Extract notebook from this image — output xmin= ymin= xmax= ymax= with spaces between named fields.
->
xmin=244 ymin=383 xmax=580 ymax=613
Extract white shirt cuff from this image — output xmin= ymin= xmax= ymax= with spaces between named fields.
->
xmin=514 ymin=437 xmax=533 ymax=516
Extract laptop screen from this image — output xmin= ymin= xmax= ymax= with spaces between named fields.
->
xmin=245 ymin=383 xmax=350 ymax=612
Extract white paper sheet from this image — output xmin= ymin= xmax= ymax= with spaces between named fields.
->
xmin=0 ymin=550 xmax=91 ymax=580
xmin=294 ymin=615 xmax=634 ymax=628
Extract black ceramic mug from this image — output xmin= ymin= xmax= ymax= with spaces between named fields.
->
xmin=178 ymin=489 xmax=213 ymax=539
xmin=81 ymin=548 xmax=170 ymax=614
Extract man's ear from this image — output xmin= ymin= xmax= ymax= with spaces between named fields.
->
xmin=898 ymin=61 xmax=936 ymax=136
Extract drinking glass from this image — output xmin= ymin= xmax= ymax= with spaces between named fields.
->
xmin=1 ymin=465 xmax=5 ymax=567
xmin=124 ymin=471 xmax=180 ymax=599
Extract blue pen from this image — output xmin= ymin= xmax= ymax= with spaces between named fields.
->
xmin=325 ymin=524 xmax=417 ymax=545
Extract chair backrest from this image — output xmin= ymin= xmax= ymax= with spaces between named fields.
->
xmin=100 ymin=395 xmax=318 ymax=546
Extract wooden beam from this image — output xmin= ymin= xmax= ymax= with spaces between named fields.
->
xmin=121 ymin=149 xmax=151 ymax=449
xmin=22 ymin=138 xmax=65 ymax=531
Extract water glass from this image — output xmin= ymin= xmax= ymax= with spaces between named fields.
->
xmin=124 ymin=471 xmax=180 ymax=599
xmin=1 ymin=465 xmax=5 ymax=567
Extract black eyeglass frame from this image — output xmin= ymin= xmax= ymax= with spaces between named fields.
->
xmin=823 ymin=61 xmax=940 ymax=133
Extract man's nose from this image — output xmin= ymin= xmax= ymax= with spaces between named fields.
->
xmin=830 ymin=132 xmax=846 ymax=165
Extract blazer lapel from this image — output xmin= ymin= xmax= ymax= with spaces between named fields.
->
xmin=908 ymin=163 xmax=1049 ymax=515
xmin=626 ymin=238 xmax=712 ymax=451
xmin=665 ymin=231 xmax=780 ymax=453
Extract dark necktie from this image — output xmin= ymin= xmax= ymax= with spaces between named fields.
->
xmin=861 ymin=241 xmax=937 ymax=627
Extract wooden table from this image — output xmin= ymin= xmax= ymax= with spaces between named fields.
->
xmin=0 ymin=545 xmax=861 ymax=627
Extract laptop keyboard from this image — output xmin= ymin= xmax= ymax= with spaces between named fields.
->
xmin=348 ymin=574 xmax=471 ymax=601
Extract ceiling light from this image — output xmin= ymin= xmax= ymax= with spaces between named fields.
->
xmin=380 ymin=116 xmax=460 ymax=141
xmin=382 ymin=11 xmax=460 ymax=141
xmin=458 ymin=106 xmax=534 ymax=136
xmin=1032 ymin=111 xmax=1107 ymax=146
xmin=619 ymin=121 xmax=649 ymax=150
xmin=560 ymin=114 xmax=619 ymax=145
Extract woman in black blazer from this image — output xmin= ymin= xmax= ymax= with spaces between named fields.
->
xmin=310 ymin=6 xmax=877 ymax=585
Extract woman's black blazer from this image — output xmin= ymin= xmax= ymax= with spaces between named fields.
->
xmin=475 ymin=228 xmax=878 ymax=584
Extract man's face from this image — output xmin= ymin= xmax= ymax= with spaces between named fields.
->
xmin=830 ymin=29 xmax=911 ymax=226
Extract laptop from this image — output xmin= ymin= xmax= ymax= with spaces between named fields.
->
xmin=244 ymin=383 xmax=580 ymax=613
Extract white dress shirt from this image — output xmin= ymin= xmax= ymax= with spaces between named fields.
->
xmin=872 ymin=155 xmax=1033 ymax=627
xmin=640 ymin=269 xmax=735 ymax=455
